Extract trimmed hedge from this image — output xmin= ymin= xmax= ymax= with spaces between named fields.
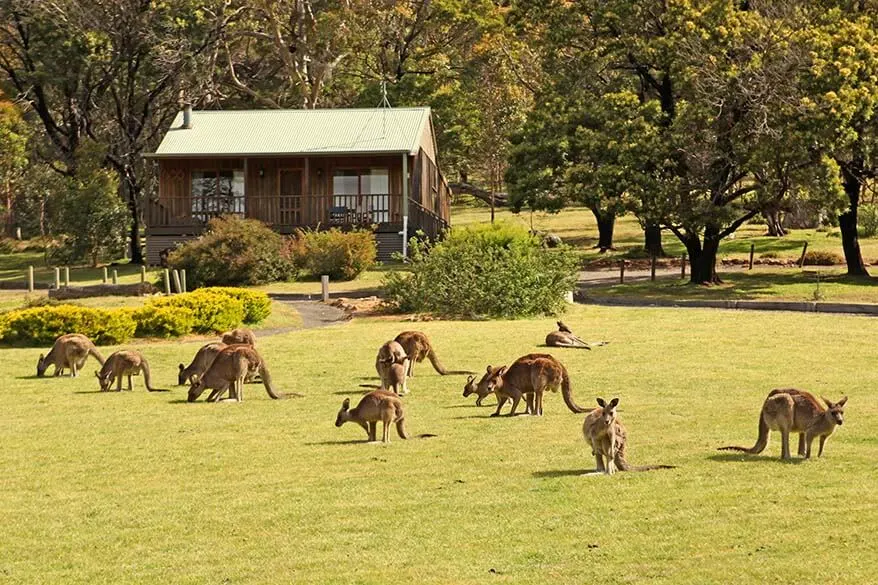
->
xmin=201 ymin=287 xmax=271 ymax=324
xmin=146 ymin=290 xmax=245 ymax=333
xmin=0 ymin=305 xmax=137 ymax=345
xmin=131 ymin=306 xmax=196 ymax=338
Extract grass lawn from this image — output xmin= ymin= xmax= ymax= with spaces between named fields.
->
xmin=1 ymin=304 xmax=876 ymax=584
xmin=0 ymin=249 xmax=165 ymax=287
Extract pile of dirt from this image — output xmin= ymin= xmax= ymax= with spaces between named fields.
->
xmin=329 ymin=296 xmax=391 ymax=318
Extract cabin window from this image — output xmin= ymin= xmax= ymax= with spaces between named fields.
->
xmin=191 ymin=169 xmax=245 ymax=222
xmin=332 ymin=168 xmax=390 ymax=223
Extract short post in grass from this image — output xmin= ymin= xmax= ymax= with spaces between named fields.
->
xmin=321 ymin=275 xmax=330 ymax=302
xmin=799 ymin=242 xmax=809 ymax=269
xmin=163 ymin=269 xmax=171 ymax=295
xmin=112 ymin=269 xmax=118 ymax=285
xmin=27 ymin=265 xmax=34 ymax=293
xmin=650 ymin=254 xmax=657 ymax=281
xmin=172 ymin=269 xmax=183 ymax=294
xmin=749 ymin=243 xmax=755 ymax=270
xmin=63 ymin=267 xmax=70 ymax=288
xmin=54 ymin=267 xmax=60 ymax=289
xmin=619 ymin=260 xmax=626 ymax=284
xmin=180 ymin=269 xmax=187 ymax=293
xmin=15 ymin=227 xmax=21 ymax=240
xmin=140 ymin=265 xmax=146 ymax=284
xmin=681 ymin=254 xmax=687 ymax=279
xmin=102 ymin=267 xmax=108 ymax=284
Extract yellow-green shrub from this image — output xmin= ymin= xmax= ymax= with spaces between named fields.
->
xmin=292 ymin=228 xmax=377 ymax=281
xmin=0 ymin=305 xmax=136 ymax=345
xmin=201 ymin=287 xmax=271 ymax=324
xmin=147 ymin=290 xmax=245 ymax=333
xmin=132 ymin=306 xmax=196 ymax=338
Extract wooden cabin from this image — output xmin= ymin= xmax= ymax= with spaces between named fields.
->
xmin=144 ymin=107 xmax=450 ymax=264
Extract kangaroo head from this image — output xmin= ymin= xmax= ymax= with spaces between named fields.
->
xmin=95 ymin=370 xmax=112 ymax=392
xmin=822 ymin=396 xmax=847 ymax=426
xmin=335 ymin=398 xmax=351 ymax=427
xmin=463 ymin=375 xmax=477 ymax=398
xmin=484 ymin=365 xmax=507 ymax=392
xmin=596 ymin=397 xmax=619 ymax=425
xmin=188 ymin=380 xmax=207 ymax=403
xmin=36 ymin=354 xmax=47 ymax=377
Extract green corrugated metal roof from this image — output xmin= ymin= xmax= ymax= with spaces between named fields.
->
xmin=149 ymin=107 xmax=431 ymax=158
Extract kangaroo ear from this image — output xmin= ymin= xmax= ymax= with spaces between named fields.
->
xmin=178 ymin=364 xmax=184 ymax=371
xmin=486 ymin=365 xmax=493 ymax=374
xmin=94 ymin=371 xmax=100 ymax=379
xmin=467 ymin=375 xmax=475 ymax=383
xmin=38 ymin=353 xmax=45 ymax=361
xmin=822 ymin=396 xmax=835 ymax=409
xmin=596 ymin=397 xmax=606 ymax=407
xmin=496 ymin=366 xmax=507 ymax=377
xmin=837 ymin=396 xmax=848 ymax=407
xmin=609 ymin=397 xmax=620 ymax=408
xmin=342 ymin=398 xmax=350 ymax=410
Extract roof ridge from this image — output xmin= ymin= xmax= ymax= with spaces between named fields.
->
xmin=186 ymin=107 xmax=430 ymax=114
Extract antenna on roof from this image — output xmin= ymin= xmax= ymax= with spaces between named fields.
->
xmin=378 ymin=80 xmax=392 ymax=109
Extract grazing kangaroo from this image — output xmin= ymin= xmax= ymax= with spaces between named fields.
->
xmin=335 ymin=390 xmax=408 ymax=443
xmin=376 ymin=340 xmax=409 ymax=395
xmin=546 ymin=321 xmax=608 ymax=350
xmin=478 ymin=353 xmax=585 ymax=417
xmin=718 ymin=388 xmax=847 ymax=459
xmin=95 ymin=350 xmax=160 ymax=392
xmin=582 ymin=397 xmax=675 ymax=475
xmin=463 ymin=374 xmax=494 ymax=406
xmin=37 ymin=334 xmax=105 ymax=377
xmin=221 ymin=328 xmax=256 ymax=346
xmin=188 ymin=345 xmax=286 ymax=402
xmin=394 ymin=331 xmax=447 ymax=377
xmin=178 ymin=342 xmax=227 ymax=385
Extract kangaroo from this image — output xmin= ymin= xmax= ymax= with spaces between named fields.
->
xmin=178 ymin=342 xmax=227 ymax=385
xmin=94 ymin=350 xmax=160 ymax=392
xmin=394 ymin=331 xmax=447 ymax=377
xmin=719 ymin=388 xmax=847 ymax=460
xmin=335 ymin=390 xmax=408 ymax=443
xmin=188 ymin=345 xmax=286 ymax=402
xmin=221 ymin=328 xmax=256 ymax=346
xmin=546 ymin=321 xmax=608 ymax=350
xmin=478 ymin=353 xmax=585 ymax=417
xmin=375 ymin=340 xmax=409 ymax=395
xmin=37 ymin=334 xmax=105 ymax=377
xmin=463 ymin=374 xmax=494 ymax=406
xmin=582 ymin=397 xmax=675 ymax=475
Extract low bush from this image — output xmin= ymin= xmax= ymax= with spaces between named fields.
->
xmin=803 ymin=250 xmax=843 ymax=266
xmin=147 ymin=290 xmax=245 ymax=333
xmin=0 ymin=305 xmax=136 ymax=345
xmin=131 ymin=305 xmax=196 ymax=338
xmin=382 ymin=222 xmax=579 ymax=319
xmin=291 ymin=228 xmax=377 ymax=281
xmin=201 ymin=287 xmax=271 ymax=324
xmin=759 ymin=252 xmax=779 ymax=259
xmin=859 ymin=204 xmax=878 ymax=238
xmin=167 ymin=216 xmax=297 ymax=287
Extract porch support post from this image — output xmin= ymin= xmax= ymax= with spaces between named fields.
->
xmin=401 ymin=153 xmax=409 ymax=259
xmin=304 ymin=156 xmax=310 ymax=226
xmin=243 ymin=157 xmax=249 ymax=219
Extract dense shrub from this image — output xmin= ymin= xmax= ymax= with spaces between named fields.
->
xmin=382 ymin=222 xmax=580 ymax=318
xmin=859 ymin=204 xmax=878 ymax=238
xmin=201 ymin=287 xmax=271 ymax=323
xmin=167 ymin=216 xmax=296 ymax=287
xmin=147 ymin=290 xmax=245 ymax=333
xmin=131 ymin=305 xmax=196 ymax=338
xmin=291 ymin=228 xmax=377 ymax=281
xmin=803 ymin=250 xmax=843 ymax=266
xmin=0 ymin=305 xmax=136 ymax=345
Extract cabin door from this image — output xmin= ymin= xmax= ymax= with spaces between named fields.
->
xmin=279 ymin=169 xmax=303 ymax=227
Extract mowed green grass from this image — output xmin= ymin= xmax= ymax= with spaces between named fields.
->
xmin=2 ymin=305 xmax=877 ymax=584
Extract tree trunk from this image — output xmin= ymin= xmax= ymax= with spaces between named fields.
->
xmin=123 ymin=177 xmax=144 ymax=264
xmin=644 ymin=222 xmax=666 ymax=257
xmin=685 ymin=228 xmax=721 ymax=284
xmin=764 ymin=209 xmax=786 ymax=237
xmin=839 ymin=163 xmax=868 ymax=277
xmin=590 ymin=207 xmax=615 ymax=252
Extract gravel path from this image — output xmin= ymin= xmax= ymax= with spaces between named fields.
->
xmin=257 ymin=301 xmax=349 ymax=337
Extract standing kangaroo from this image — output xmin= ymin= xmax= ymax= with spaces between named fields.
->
xmin=582 ymin=397 xmax=675 ymax=475
xmin=37 ymin=334 xmax=105 ymax=377
xmin=477 ymin=353 xmax=585 ymax=416
xmin=463 ymin=374 xmax=494 ymax=406
xmin=335 ymin=390 xmax=408 ymax=443
xmin=95 ymin=350 xmax=160 ymax=392
xmin=188 ymin=345 xmax=286 ymax=402
xmin=178 ymin=342 xmax=227 ymax=385
xmin=394 ymin=331 xmax=447 ymax=377
xmin=375 ymin=340 xmax=409 ymax=395
xmin=719 ymin=388 xmax=847 ymax=460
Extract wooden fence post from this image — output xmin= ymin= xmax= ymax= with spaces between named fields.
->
xmin=681 ymin=254 xmax=687 ymax=279
xmin=163 ymin=269 xmax=171 ymax=295
xmin=54 ymin=267 xmax=60 ymax=290
xmin=321 ymin=275 xmax=330 ymax=302
xmin=619 ymin=260 xmax=626 ymax=284
xmin=140 ymin=265 xmax=146 ymax=284
xmin=799 ymin=242 xmax=809 ymax=268
xmin=650 ymin=255 xmax=657 ymax=281
xmin=749 ymin=243 xmax=755 ymax=270
xmin=64 ymin=267 xmax=70 ymax=288
xmin=102 ymin=267 xmax=108 ymax=284
xmin=15 ymin=227 xmax=21 ymax=240
xmin=172 ymin=269 xmax=183 ymax=294
xmin=27 ymin=266 xmax=34 ymax=293
xmin=112 ymin=269 xmax=118 ymax=285
xmin=180 ymin=269 xmax=187 ymax=293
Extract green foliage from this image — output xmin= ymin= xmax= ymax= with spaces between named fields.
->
xmin=382 ymin=222 xmax=579 ymax=318
xmin=803 ymin=250 xmax=843 ymax=266
xmin=167 ymin=217 xmax=296 ymax=287
xmin=291 ymin=228 xmax=377 ymax=281
xmin=200 ymin=287 xmax=272 ymax=324
xmin=131 ymin=305 xmax=195 ymax=338
xmin=858 ymin=204 xmax=878 ymax=238
xmin=147 ymin=290 xmax=245 ymax=333
xmin=0 ymin=305 xmax=136 ymax=346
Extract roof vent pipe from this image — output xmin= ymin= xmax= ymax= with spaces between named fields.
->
xmin=182 ymin=104 xmax=192 ymax=129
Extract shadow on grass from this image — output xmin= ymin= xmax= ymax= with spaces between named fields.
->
xmin=16 ymin=375 xmax=57 ymax=380
xmin=304 ymin=439 xmax=372 ymax=446
xmin=532 ymin=469 xmax=590 ymax=478
xmin=707 ymin=453 xmax=806 ymax=464
xmin=72 ymin=390 xmax=105 ymax=394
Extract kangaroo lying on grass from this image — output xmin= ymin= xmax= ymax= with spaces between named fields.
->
xmin=37 ymin=334 xmax=105 ymax=377
xmin=376 ymin=340 xmax=409 ymax=395
xmin=394 ymin=331 xmax=447 ymax=377
xmin=335 ymin=390 xmax=408 ymax=443
xmin=719 ymin=388 xmax=847 ymax=460
xmin=478 ymin=353 xmax=586 ymax=416
xmin=546 ymin=321 xmax=609 ymax=350
xmin=188 ymin=345 xmax=290 ymax=402
xmin=178 ymin=342 xmax=227 ymax=385
xmin=463 ymin=374 xmax=494 ymax=406
xmin=582 ymin=397 xmax=675 ymax=475
xmin=222 ymin=328 xmax=256 ymax=346
xmin=95 ymin=350 xmax=162 ymax=392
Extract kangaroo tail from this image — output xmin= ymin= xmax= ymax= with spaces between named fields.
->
xmin=718 ymin=414 xmax=769 ymax=454
xmin=427 ymin=348 xmax=448 ymax=375
xmin=559 ymin=363 xmax=587 ymax=413
xmin=395 ymin=403 xmax=409 ymax=439
xmin=89 ymin=346 xmax=106 ymax=365
xmin=259 ymin=363 xmax=285 ymax=399
xmin=142 ymin=358 xmax=157 ymax=391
